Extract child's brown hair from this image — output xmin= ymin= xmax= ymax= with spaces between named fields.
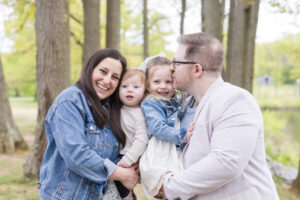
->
xmin=145 ymin=56 xmax=171 ymax=94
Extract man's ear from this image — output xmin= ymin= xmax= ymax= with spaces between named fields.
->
xmin=194 ymin=64 xmax=204 ymax=78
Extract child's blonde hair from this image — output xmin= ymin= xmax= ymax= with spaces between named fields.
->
xmin=145 ymin=56 xmax=172 ymax=94
xmin=120 ymin=68 xmax=146 ymax=93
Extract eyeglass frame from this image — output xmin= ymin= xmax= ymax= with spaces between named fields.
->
xmin=171 ymin=61 xmax=205 ymax=71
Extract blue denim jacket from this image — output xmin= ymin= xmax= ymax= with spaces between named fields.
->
xmin=141 ymin=92 xmax=186 ymax=145
xmin=39 ymin=85 xmax=120 ymax=200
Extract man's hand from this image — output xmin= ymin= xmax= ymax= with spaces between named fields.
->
xmin=154 ymin=185 xmax=168 ymax=199
xmin=185 ymin=121 xmax=195 ymax=143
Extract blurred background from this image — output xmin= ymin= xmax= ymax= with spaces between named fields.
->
xmin=0 ymin=0 xmax=299 ymax=199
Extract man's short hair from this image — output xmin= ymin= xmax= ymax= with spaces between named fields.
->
xmin=177 ymin=32 xmax=224 ymax=72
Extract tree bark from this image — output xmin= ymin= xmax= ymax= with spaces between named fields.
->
xmin=201 ymin=0 xmax=224 ymax=42
xmin=180 ymin=0 xmax=186 ymax=35
xmin=226 ymin=0 xmax=260 ymax=93
xmin=106 ymin=0 xmax=120 ymax=49
xmin=82 ymin=0 xmax=100 ymax=65
xmin=0 ymin=54 xmax=28 ymax=154
xmin=23 ymin=0 xmax=70 ymax=179
xmin=243 ymin=0 xmax=260 ymax=92
xmin=143 ymin=0 xmax=149 ymax=59
xmin=292 ymin=152 xmax=300 ymax=192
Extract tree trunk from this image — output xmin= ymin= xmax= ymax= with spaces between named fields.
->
xmin=180 ymin=0 xmax=186 ymax=35
xmin=106 ymin=0 xmax=120 ymax=49
xmin=226 ymin=0 xmax=260 ymax=93
xmin=143 ymin=0 xmax=148 ymax=59
xmin=82 ymin=0 xmax=100 ymax=65
xmin=201 ymin=0 xmax=224 ymax=42
xmin=242 ymin=0 xmax=260 ymax=92
xmin=23 ymin=0 xmax=70 ymax=179
xmin=0 ymin=54 xmax=28 ymax=154
xmin=292 ymin=152 xmax=300 ymax=192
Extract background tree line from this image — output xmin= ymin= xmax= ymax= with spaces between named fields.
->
xmin=0 ymin=0 xmax=300 ymax=192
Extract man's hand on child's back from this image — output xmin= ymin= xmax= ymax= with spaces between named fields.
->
xmin=185 ymin=121 xmax=195 ymax=143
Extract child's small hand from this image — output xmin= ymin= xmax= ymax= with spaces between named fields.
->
xmin=185 ymin=121 xmax=195 ymax=143
xmin=117 ymin=159 xmax=130 ymax=168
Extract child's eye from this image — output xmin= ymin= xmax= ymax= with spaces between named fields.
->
xmin=122 ymin=85 xmax=127 ymax=88
xmin=154 ymin=80 xmax=160 ymax=83
xmin=166 ymin=80 xmax=172 ymax=84
xmin=134 ymin=85 xmax=139 ymax=89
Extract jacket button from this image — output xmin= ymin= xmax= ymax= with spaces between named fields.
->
xmin=116 ymin=143 xmax=119 ymax=147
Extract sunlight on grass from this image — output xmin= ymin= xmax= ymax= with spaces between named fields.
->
xmin=0 ymin=156 xmax=40 ymax=200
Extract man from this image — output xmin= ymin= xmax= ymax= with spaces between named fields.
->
xmin=160 ymin=32 xmax=279 ymax=200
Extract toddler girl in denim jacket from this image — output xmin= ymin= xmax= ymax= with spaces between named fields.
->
xmin=139 ymin=56 xmax=195 ymax=198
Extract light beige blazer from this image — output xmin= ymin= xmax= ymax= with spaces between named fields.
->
xmin=163 ymin=77 xmax=279 ymax=200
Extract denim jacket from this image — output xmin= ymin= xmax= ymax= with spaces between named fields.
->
xmin=141 ymin=91 xmax=186 ymax=145
xmin=39 ymin=85 xmax=120 ymax=200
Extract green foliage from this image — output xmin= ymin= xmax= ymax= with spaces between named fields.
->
xmin=255 ymin=34 xmax=300 ymax=85
xmin=268 ymin=0 xmax=300 ymax=14
xmin=263 ymin=110 xmax=299 ymax=167
xmin=253 ymin=84 xmax=300 ymax=108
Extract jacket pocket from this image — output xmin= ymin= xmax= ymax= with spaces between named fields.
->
xmin=85 ymin=122 xmax=100 ymax=151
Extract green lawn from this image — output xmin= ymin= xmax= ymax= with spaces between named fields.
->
xmin=1 ymin=86 xmax=300 ymax=199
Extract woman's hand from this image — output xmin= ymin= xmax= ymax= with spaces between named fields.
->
xmin=108 ymin=165 xmax=139 ymax=190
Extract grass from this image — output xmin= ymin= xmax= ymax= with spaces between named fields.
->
xmin=1 ymin=86 xmax=300 ymax=199
xmin=253 ymin=84 xmax=300 ymax=108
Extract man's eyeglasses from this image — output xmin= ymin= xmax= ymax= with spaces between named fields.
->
xmin=171 ymin=61 xmax=205 ymax=71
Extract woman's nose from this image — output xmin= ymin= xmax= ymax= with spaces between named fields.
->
xmin=102 ymin=75 xmax=111 ymax=85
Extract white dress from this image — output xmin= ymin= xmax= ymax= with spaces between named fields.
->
xmin=139 ymin=120 xmax=182 ymax=197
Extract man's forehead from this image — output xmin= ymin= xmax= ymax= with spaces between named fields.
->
xmin=174 ymin=45 xmax=187 ymax=60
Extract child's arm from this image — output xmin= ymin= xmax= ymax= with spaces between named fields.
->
xmin=120 ymin=108 xmax=148 ymax=167
xmin=141 ymin=97 xmax=187 ymax=145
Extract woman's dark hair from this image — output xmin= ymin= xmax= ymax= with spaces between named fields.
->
xmin=76 ymin=48 xmax=127 ymax=147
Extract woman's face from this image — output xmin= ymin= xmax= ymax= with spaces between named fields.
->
xmin=92 ymin=57 xmax=123 ymax=100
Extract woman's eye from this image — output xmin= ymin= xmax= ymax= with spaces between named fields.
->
xmin=99 ymin=69 xmax=107 ymax=74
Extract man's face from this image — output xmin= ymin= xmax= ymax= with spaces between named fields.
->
xmin=171 ymin=44 xmax=194 ymax=92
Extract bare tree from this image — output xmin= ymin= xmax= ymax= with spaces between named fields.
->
xmin=143 ymin=0 xmax=149 ymax=59
xmin=201 ymin=0 xmax=225 ymax=42
xmin=180 ymin=0 xmax=186 ymax=35
xmin=226 ymin=0 xmax=260 ymax=93
xmin=106 ymin=0 xmax=120 ymax=49
xmin=82 ymin=0 xmax=100 ymax=64
xmin=0 ymin=54 xmax=28 ymax=154
xmin=23 ymin=0 xmax=71 ymax=178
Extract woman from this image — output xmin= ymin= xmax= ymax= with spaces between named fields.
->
xmin=38 ymin=49 xmax=138 ymax=200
